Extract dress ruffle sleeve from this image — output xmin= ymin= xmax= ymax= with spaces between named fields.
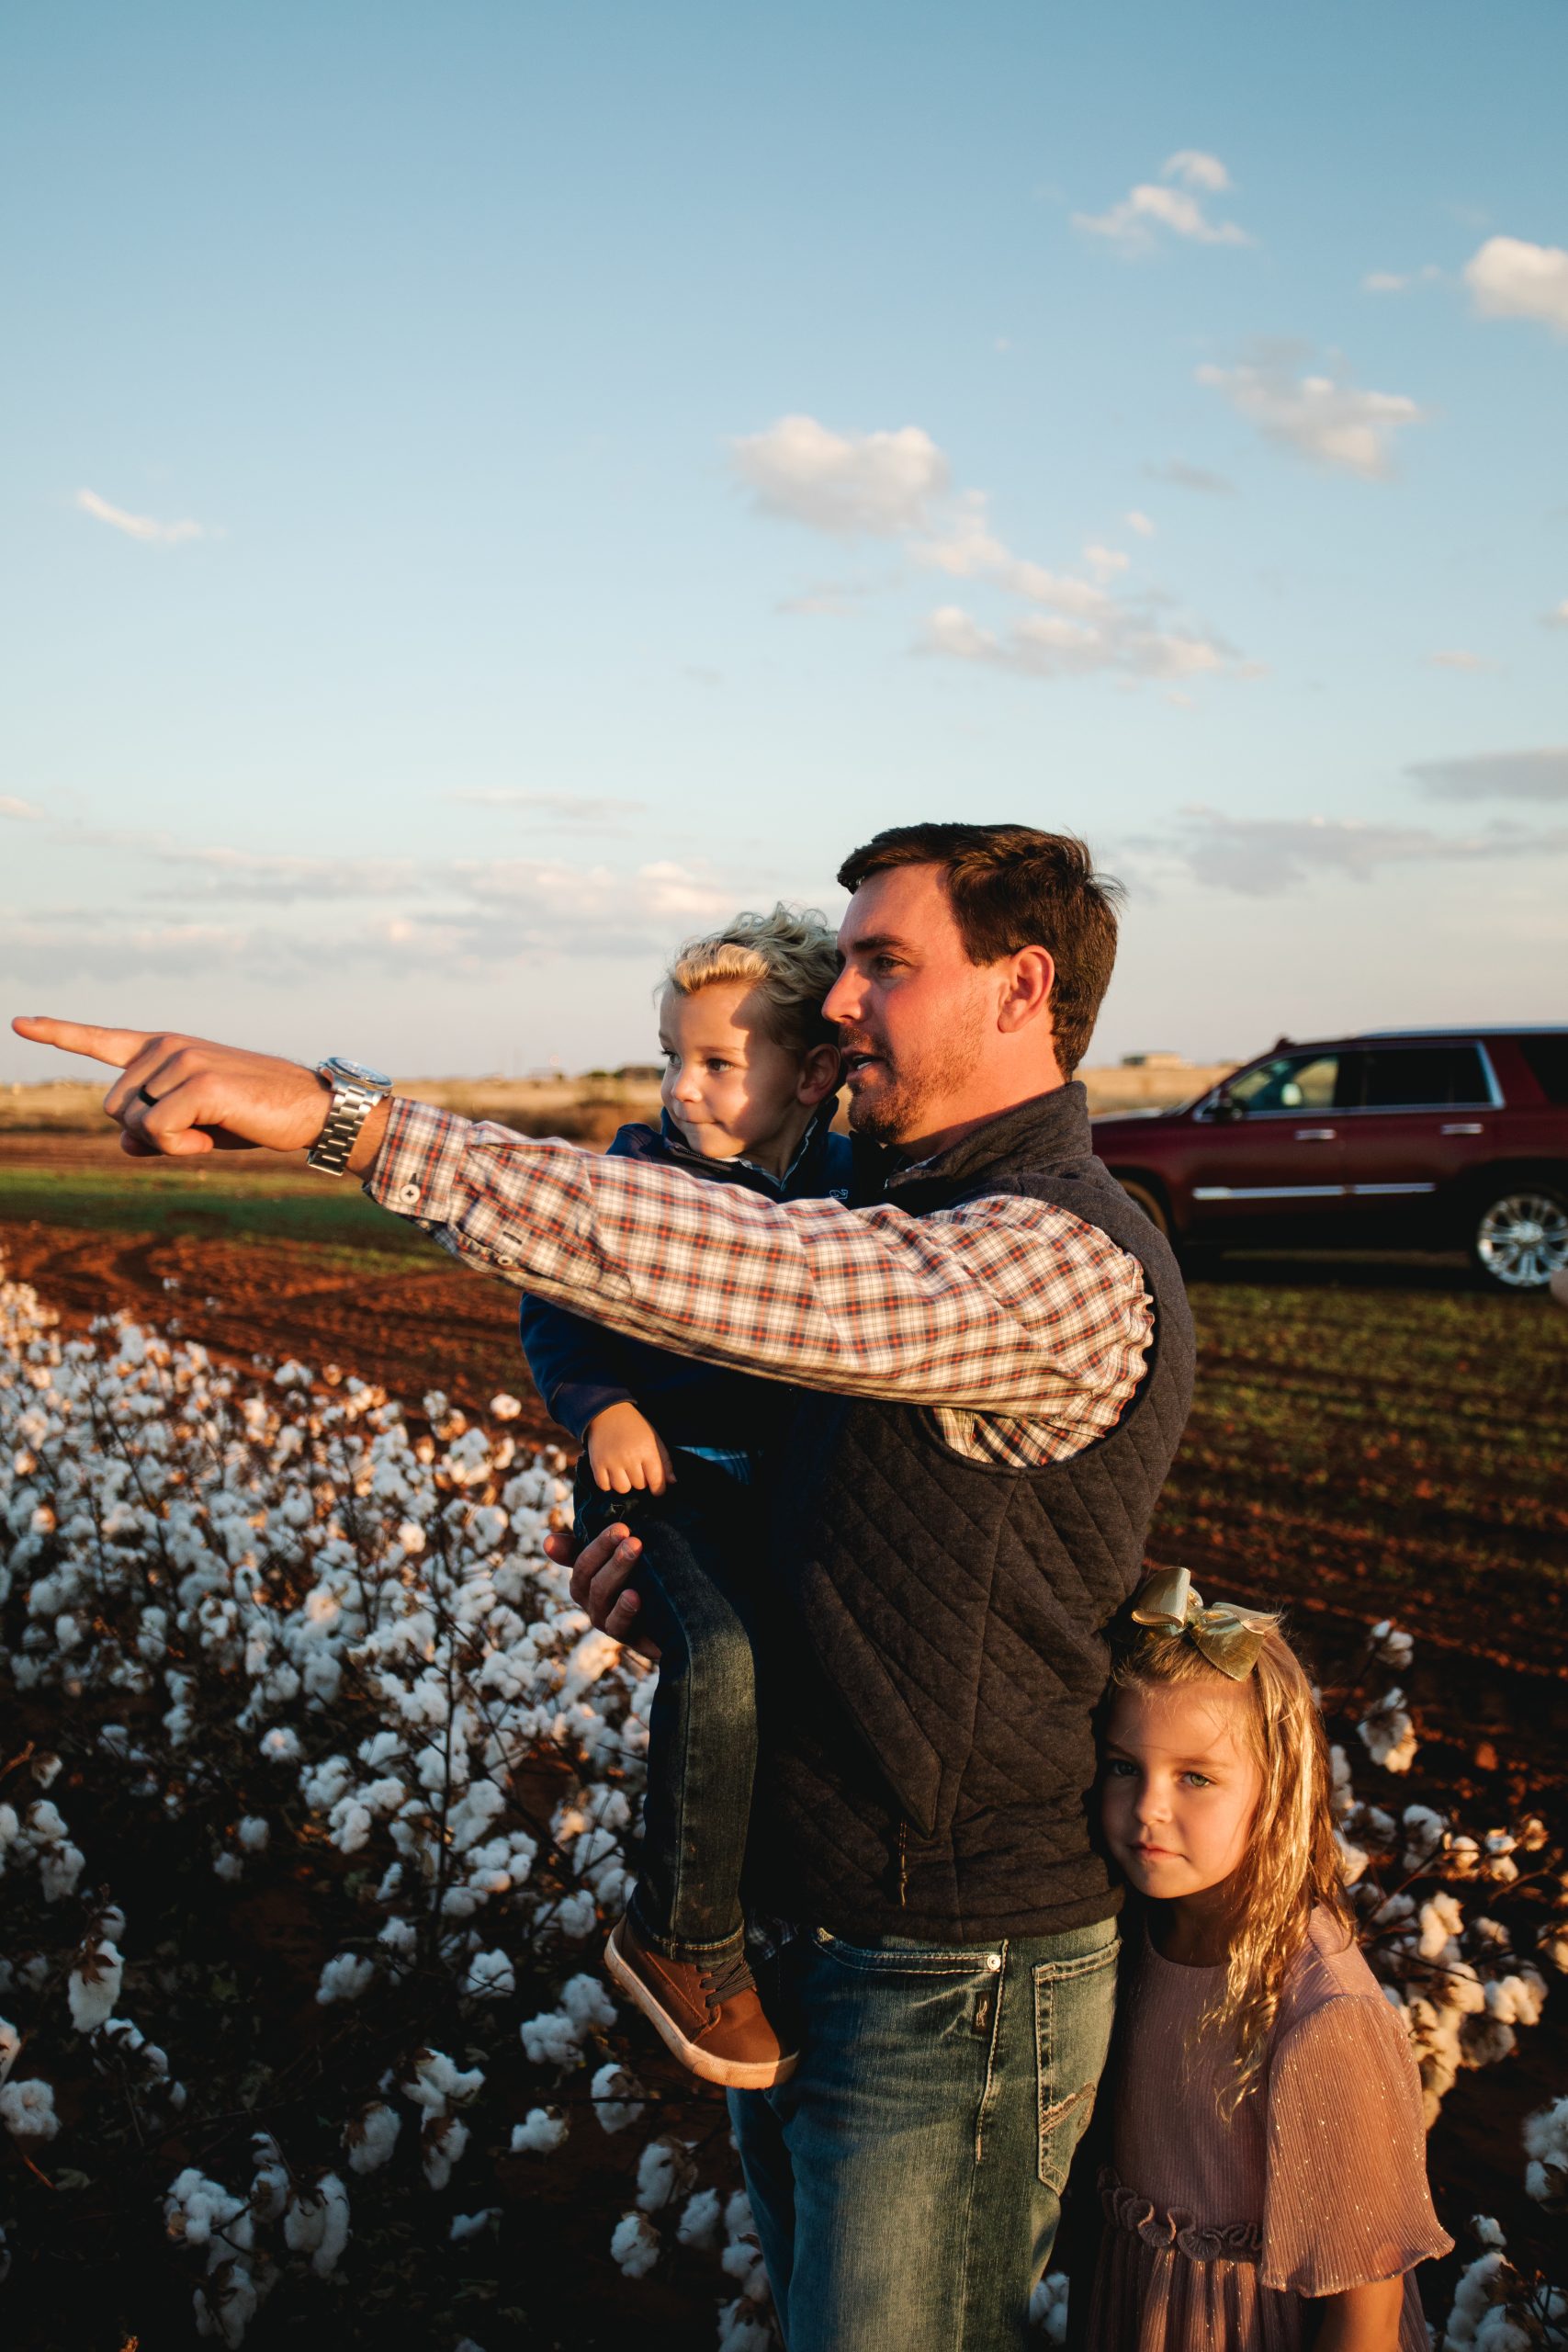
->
xmin=1260 ymin=1993 xmax=1452 ymax=2298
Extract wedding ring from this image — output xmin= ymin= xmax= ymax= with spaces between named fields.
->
xmin=137 ymin=1085 xmax=158 ymax=1107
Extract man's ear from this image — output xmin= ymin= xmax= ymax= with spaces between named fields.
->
xmin=797 ymin=1043 xmax=842 ymax=1107
xmin=997 ymin=946 xmax=1055 ymax=1035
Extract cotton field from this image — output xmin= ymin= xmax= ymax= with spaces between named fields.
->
xmin=0 ymin=1260 xmax=1563 ymax=2348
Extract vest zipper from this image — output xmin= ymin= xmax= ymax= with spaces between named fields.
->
xmin=897 ymin=1819 xmax=909 ymax=1908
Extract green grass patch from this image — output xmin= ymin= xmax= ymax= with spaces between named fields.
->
xmin=0 ymin=1166 xmax=432 ymax=1256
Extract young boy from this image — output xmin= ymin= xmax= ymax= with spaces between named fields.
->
xmin=518 ymin=906 xmax=850 ymax=2089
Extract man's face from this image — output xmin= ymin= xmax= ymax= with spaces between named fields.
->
xmin=823 ymin=865 xmax=993 ymax=1147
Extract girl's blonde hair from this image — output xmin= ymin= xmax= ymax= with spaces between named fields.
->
xmin=663 ymin=903 xmax=841 ymax=1059
xmin=1111 ymin=1605 xmax=1349 ymax=2112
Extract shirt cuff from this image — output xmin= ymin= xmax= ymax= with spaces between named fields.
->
xmin=364 ymin=1096 xmax=477 ymax=1223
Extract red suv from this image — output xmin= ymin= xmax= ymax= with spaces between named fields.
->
xmin=1091 ymin=1028 xmax=1568 ymax=1292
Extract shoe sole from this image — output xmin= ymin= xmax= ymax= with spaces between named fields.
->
xmin=604 ymin=1924 xmax=798 ymax=2091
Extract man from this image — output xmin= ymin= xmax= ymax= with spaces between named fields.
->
xmin=15 ymin=821 xmax=1194 ymax=2350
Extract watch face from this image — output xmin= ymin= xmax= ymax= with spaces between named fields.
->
xmin=327 ymin=1058 xmax=391 ymax=1090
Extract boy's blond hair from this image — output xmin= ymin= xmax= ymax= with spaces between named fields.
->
xmin=663 ymin=904 xmax=842 ymax=1059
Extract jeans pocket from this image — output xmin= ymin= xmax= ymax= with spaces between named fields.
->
xmin=1032 ymin=1934 xmax=1119 ymax=2191
xmin=809 ymin=1928 xmax=1004 ymax=1978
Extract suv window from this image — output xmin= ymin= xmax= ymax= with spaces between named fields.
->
xmin=1352 ymin=1045 xmax=1490 ymax=1110
xmin=1517 ymin=1035 xmax=1568 ymax=1105
xmin=1225 ymin=1052 xmax=1340 ymax=1114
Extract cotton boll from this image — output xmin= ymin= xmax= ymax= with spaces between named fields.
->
xmin=554 ymin=1890 xmax=598 ymax=1939
xmin=591 ymin=2061 xmax=646 ymax=2133
xmin=519 ymin=2008 xmax=581 ymax=2067
xmin=315 ymin=1952 xmax=375 ymax=2006
xmin=421 ymin=2112 xmax=469 ymax=2189
xmin=1029 ymin=2272 xmax=1070 ymax=2343
xmin=236 ymin=1817 xmax=269 ymax=1853
xmin=609 ymin=2210 xmax=660 ymax=2278
xmin=344 ymin=2100 xmax=401 ymax=2175
xmin=560 ymin=1973 xmax=616 ymax=2032
xmin=448 ymin=2208 xmax=499 ymax=2243
xmin=636 ymin=2134 xmax=696 ymax=2214
xmin=0 ymin=2076 xmax=59 ymax=2140
xmin=213 ymin=1851 xmax=244 ymax=1883
xmin=461 ymin=1949 xmax=516 ymax=1999
xmin=259 ymin=1727 xmax=300 ymax=1765
xmin=68 ymin=1938 xmax=125 ymax=2032
xmin=676 ymin=2186 xmax=722 ymax=2250
xmin=511 ymin=2107 xmax=568 ymax=2154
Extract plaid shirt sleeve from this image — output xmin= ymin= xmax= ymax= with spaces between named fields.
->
xmin=367 ymin=1098 xmax=1154 ymax=1467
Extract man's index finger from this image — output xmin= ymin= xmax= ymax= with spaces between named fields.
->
xmin=10 ymin=1015 xmax=159 ymax=1069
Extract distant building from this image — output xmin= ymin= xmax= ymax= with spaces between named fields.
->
xmin=1120 ymin=1051 xmax=1189 ymax=1069
xmin=615 ymin=1064 xmax=665 ymax=1083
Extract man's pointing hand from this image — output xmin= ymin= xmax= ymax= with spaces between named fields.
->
xmin=9 ymin=1017 xmax=383 ymax=1166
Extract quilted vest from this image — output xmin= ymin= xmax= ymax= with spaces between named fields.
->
xmin=751 ymin=1081 xmax=1196 ymax=1943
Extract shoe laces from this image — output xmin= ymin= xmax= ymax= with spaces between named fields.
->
xmin=698 ymin=1946 xmax=754 ymax=2012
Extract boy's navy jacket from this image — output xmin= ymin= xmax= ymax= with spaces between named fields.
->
xmin=518 ymin=1103 xmax=855 ymax=1451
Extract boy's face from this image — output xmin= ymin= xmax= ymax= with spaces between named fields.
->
xmin=658 ymin=981 xmax=815 ymax=1161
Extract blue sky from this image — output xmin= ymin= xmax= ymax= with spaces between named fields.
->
xmin=4 ymin=0 xmax=1565 ymax=1079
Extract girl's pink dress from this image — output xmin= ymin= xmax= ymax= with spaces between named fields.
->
xmin=1088 ymin=1910 xmax=1450 ymax=2350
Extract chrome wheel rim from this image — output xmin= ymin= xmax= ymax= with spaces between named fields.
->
xmin=1475 ymin=1193 xmax=1568 ymax=1289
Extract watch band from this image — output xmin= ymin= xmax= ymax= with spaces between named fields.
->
xmin=307 ymin=1065 xmax=391 ymax=1175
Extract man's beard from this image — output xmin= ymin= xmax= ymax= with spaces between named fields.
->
xmin=842 ymin=1007 xmax=986 ymax=1147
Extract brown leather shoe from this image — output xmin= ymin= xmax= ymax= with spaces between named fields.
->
xmin=604 ymin=1916 xmax=797 ymax=2090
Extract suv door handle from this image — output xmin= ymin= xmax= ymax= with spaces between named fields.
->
xmin=1294 ymin=1127 xmax=1337 ymax=1141
xmin=1440 ymin=1122 xmax=1483 ymax=1136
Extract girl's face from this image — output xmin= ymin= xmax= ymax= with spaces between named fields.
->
xmin=1100 ymin=1681 xmax=1264 ymax=1902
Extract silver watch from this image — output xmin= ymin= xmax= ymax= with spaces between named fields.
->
xmin=307 ymin=1057 xmax=393 ymax=1175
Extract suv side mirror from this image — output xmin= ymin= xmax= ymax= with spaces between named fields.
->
xmin=1211 ymin=1090 xmax=1246 ymax=1122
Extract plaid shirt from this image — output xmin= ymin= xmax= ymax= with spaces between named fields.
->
xmin=367 ymin=1098 xmax=1153 ymax=1468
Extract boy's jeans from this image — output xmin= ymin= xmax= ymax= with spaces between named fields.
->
xmin=728 ymin=1917 xmax=1119 ymax=2352
xmin=573 ymin=1457 xmax=759 ymax=1959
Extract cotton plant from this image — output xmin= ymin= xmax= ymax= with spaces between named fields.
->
xmin=1436 ymin=2215 xmax=1567 ymax=2351
xmin=1 ymin=1268 xmax=769 ymax=2345
xmin=1325 ymin=1623 xmax=1566 ymax=2125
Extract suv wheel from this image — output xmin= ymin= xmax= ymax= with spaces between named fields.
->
xmin=1471 ymin=1184 xmax=1568 ymax=1292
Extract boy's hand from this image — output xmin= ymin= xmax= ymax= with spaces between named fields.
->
xmin=586 ymin=1402 xmax=677 ymax=1496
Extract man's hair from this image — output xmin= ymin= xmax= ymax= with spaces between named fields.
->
xmin=663 ymin=903 xmax=841 ymax=1058
xmin=836 ymin=822 xmax=1123 ymax=1076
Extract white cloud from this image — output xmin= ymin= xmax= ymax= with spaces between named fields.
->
xmin=1463 ymin=235 xmax=1568 ymax=334
xmin=1135 ymin=804 xmax=1568 ymax=893
xmin=149 ymin=846 xmax=423 ymax=900
xmin=1196 ymin=354 xmax=1426 ymax=479
xmin=1163 ymin=151 xmax=1231 ymax=194
xmin=1426 ymin=650 xmax=1496 ymax=673
xmin=1144 ymin=458 xmax=1235 ymax=495
xmin=737 ymin=414 xmax=1249 ymax=691
xmin=1 ymin=796 xmax=44 ymax=821
xmin=921 ymin=602 xmax=1234 ymax=684
xmin=1124 ymin=510 xmax=1156 ymax=537
xmin=447 ymin=791 xmax=647 ymax=828
xmin=1361 ymin=264 xmax=1441 ymax=294
xmin=729 ymin=415 xmax=947 ymax=537
xmin=1073 ymin=153 xmax=1250 ymax=251
xmin=1409 ymin=748 xmax=1568 ymax=803
xmin=75 ymin=488 xmax=205 ymax=546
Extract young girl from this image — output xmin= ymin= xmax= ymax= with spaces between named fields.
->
xmin=1089 ymin=1566 xmax=1450 ymax=2352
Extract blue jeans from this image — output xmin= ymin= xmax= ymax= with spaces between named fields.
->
xmin=729 ymin=1916 xmax=1119 ymax=2352
xmin=574 ymin=1458 xmax=759 ymax=1958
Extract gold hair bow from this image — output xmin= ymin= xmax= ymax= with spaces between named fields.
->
xmin=1130 ymin=1566 xmax=1273 ymax=1681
